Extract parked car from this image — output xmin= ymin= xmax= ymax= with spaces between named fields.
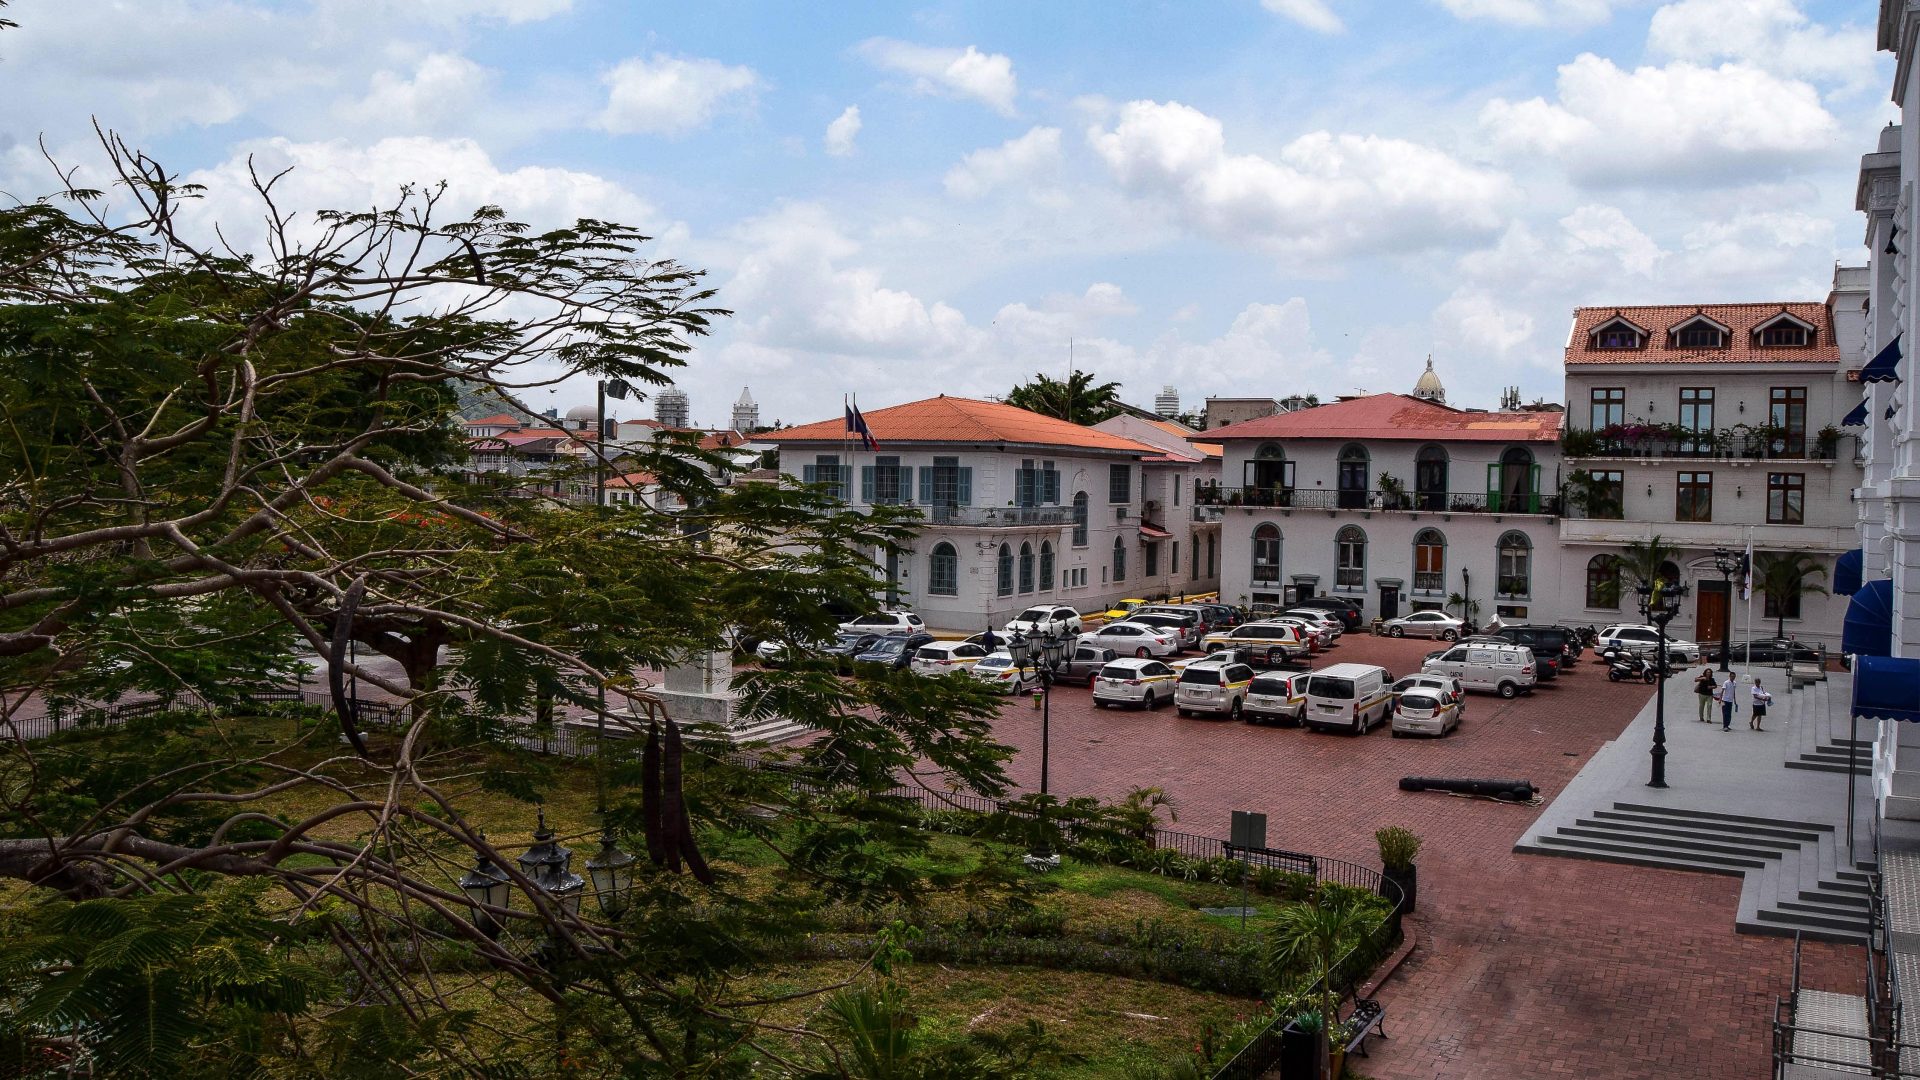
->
xmin=911 ymin=640 xmax=990 ymax=676
xmin=1091 ymin=657 xmax=1179 ymax=709
xmin=1485 ymin=625 xmax=1571 ymax=678
xmin=1460 ymin=635 xmax=1557 ymax=681
xmin=855 ymin=632 xmax=936 ymax=669
xmin=1059 ymin=644 xmax=1120 ymax=686
xmin=1290 ymin=595 xmax=1364 ymax=630
xmin=1121 ymin=612 xmax=1201 ymax=649
xmin=1392 ymin=673 xmax=1465 ymax=707
xmin=969 ymin=652 xmax=1040 ymax=695
xmin=1301 ymin=663 xmax=1394 ymax=734
xmin=1711 ymin=637 xmax=1823 ymax=665
xmin=1004 ymin=605 xmax=1084 ymax=639
xmin=1553 ymin=625 xmax=1586 ymax=666
xmin=1172 ymin=646 xmax=1266 ymax=673
xmin=1244 ymin=671 xmax=1307 ymax=725
xmin=823 ymin=631 xmax=885 ymax=671
xmin=1192 ymin=602 xmax=1244 ymax=629
xmin=1423 ymin=642 xmax=1537 ymax=698
xmin=1175 ymin=660 xmax=1257 ymax=719
xmin=754 ymin=639 xmax=795 ymax=666
xmin=1283 ymin=609 xmax=1345 ymax=639
xmin=840 ymin=611 xmax=927 ymax=635
xmin=1140 ymin=604 xmax=1216 ymax=642
xmin=1080 ymin=621 xmax=1181 ymax=658
xmin=1597 ymin=624 xmax=1700 ymax=663
xmin=1392 ymin=688 xmax=1463 ymax=737
xmin=1101 ymin=598 xmax=1150 ymax=620
xmin=1268 ymin=616 xmax=1330 ymax=653
xmin=1199 ymin=622 xmax=1311 ymax=663
xmin=1380 ymin=610 xmax=1465 ymax=640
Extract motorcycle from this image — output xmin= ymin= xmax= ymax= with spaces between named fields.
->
xmin=1576 ymin=625 xmax=1599 ymax=649
xmin=1605 ymin=649 xmax=1659 ymax=684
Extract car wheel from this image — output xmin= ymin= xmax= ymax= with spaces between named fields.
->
xmin=1442 ymin=629 xmax=1459 ymax=641
xmin=1135 ymin=647 xmax=1151 ymax=659
xmin=1229 ymin=699 xmax=1242 ymax=721
xmin=1388 ymin=626 xmax=1404 ymax=638
xmin=1498 ymin=681 xmax=1518 ymax=699
xmin=1391 ymin=729 xmax=1404 ymax=738
xmin=1177 ymin=708 xmax=1191 ymax=718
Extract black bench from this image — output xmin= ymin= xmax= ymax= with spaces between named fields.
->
xmin=1343 ymin=997 xmax=1387 ymax=1057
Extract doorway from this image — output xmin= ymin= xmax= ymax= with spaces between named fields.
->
xmin=1379 ymin=585 xmax=1400 ymax=620
xmin=1696 ymin=582 xmax=1729 ymax=650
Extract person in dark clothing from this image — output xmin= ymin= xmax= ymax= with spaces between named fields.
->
xmin=1693 ymin=666 xmax=1716 ymax=723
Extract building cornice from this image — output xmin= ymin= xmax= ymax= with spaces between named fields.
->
xmin=772 ymin=439 xmax=1149 ymax=459
xmin=1892 ymin=2 xmax=1920 ymax=106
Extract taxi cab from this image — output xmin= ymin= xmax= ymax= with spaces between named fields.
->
xmin=1101 ymin=598 xmax=1151 ymax=620
xmin=1391 ymin=687 xmax=1463 ymax=737
xmin=911 ymin=640 xmax=990 ymax=677
xmin=1092 ymin=657 xmax=1178 ymax=709
xmin=1174 ymin=660 xmax=1256 ymax=719
xmin=1243 ymin=671 xmax=1307 ymax=726
xmin=1198 ymin=622 xmax=1310 ymax=664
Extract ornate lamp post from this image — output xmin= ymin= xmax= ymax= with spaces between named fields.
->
xmin=457 ymin=833 xmax=513 ymax=940
xmin=584 ymin=826 xmax=638 ymax=918
xmin=519 ymin=808 xmax=587 ymax=917
xmin=1711 ymin=548 xmax=1741 ymax=672
xmin=1008 ymin=629 xmax=1070 ymax=869
xmin=1638 ymin=580 xmax=1689 ymax=789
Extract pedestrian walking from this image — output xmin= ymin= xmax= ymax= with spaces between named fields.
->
xmin=1693 ymin=666 xmax=1717 ymax=723
xmin=981 ymin=626 xmax=1000 ymax=652
xmin=1718 ymin=676 xmax=1739 ymax=731
xmin=1750 ymin=680 xmax=1773 ymax=731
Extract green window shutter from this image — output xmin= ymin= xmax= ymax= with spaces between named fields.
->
xmin=958 ymin=468 xmax=973 ymax=504
xmin=1486 ymin=462 xmax=1500 ymax=512
xmin=802 ymin=464 xmax=817 ymax=484
xmin=861 ymin=466 xmax=874 ymax=503
xmin=919 ymin=467 xmax=933 ymax=505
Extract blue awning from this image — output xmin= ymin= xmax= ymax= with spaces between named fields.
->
xmin=1853 ymin=655 xmax=1920 ymax=723
xmin=1843 ymin=578 xmax=1895 ymax=657
xmin=1862 ymin=335 xmax=1902 ymax=383
xmin=1836 ymin=549 xmax=1864 ymax=596
xmin=1842 ymin=399 xmax=1870 ymax=427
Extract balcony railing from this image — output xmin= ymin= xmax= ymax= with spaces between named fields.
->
xmin=1564 ymin=427 xmax=1842 ymax=462
xmin=1192 ymin=505 xmax=1225 ymax=523
xmin=1195 ymin=487 xmax=1560 ymax=516
xmin=910 ymin=503 xmax=1073 ymax=528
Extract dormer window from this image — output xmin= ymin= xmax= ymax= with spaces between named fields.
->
xmin=1753 ymin=312 xmax=1816 ymax=348
xmin=1589 ymin=315 xmax=1647 ymax=350
xmin=1670 ymin=315 xmax=1729 ymax=350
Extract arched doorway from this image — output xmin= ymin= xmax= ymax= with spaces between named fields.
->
xmin=1338 ymin=444 xmax=1370 ymax=509
xmin=1416 ymin=445 xmax=1448 ymax=511
xmin=1493 ymin=447 xmax=1536 ymax=512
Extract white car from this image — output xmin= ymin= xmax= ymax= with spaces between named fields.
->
xmin=1079 ymin=621 xmax=1181 ymax=658
xmin=1244 ymin=672 xmax=1307 ymax=726
xmin=1268 ymin=616 xmax=1332 ymax=652
xmin=1392 ymin=673 xmax=1465 ymax=708
xmin=1092 ymin=658 xmax=1179 ymax=709
xmin=1004 ymin=605 xmax=1084 ymax=639
xmin=1380 ymin=610 xmax=1465 ymax=640
xmin=1199 ymin=622 xmax=1310 ymax=662
xmin=1283 ymin=609 xmax=1345 ymax=639
xmin=911 ymin=641 xmax=990 ymax=676
xmin=969 ymin=652 xmax=1040 ymax=694
xmin=1391 ymin=688 xmax=1463 ymax=737
xmin=1175 ymin=660 xmax=1257 ymax=719
xmin=754 ymin=639 xmax=793 ymax=665
xmin=1596 ymin=624 xmax=1700 ymax=663
xmin=840 ymin=611 xmax=926 ymax=634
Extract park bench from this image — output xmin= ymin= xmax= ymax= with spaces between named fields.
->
xmin=1343 ymin=997 xmax=1387 ymax=1057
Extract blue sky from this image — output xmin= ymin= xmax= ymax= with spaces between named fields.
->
xmin=0 ymin=0 xmax=1893 ymax=427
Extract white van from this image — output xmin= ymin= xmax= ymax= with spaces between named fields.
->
xmin=1301 ymin=663 xmax=1394 ymax=734
xmin=1422 ymin=643 xmax=1536 ymax=699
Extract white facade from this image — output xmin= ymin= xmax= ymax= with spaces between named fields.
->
xmin=732 ymin=387 xmax=760 ymax=432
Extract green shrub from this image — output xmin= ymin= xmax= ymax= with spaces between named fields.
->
xmin=1374 ymin=826 xmax=1421 ymax=872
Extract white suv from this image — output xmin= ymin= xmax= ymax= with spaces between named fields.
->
xmin=1092 ymin=658 xmax=1178 ymax=708
xmin=1597 ymin=624 xmax=1700 ymax=663
xmin=1004 ymin=605 xmax=1083 ymax=639
xmin=841 ymin=611 xmax=926 ymax=634
xmin=1175 ymin=660 xmax=1256 ymax=719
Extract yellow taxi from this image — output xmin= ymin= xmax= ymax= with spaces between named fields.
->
xmin=1101 ymin=598 xmax=1150 ymax=621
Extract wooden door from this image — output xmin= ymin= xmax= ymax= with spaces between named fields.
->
xmin=1696 ymin=586 xmax=1728 ymax=648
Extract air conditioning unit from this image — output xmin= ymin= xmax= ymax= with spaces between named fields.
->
xmin=1115 ymin=507 xmax=1132 ymax=522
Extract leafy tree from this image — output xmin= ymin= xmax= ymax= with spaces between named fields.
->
xmin=0 ymin=136 xmax=1030 ymax=1075
xmin=1593 ymin=535 xmax=1683 ymax=610
xmin=1755 ymin=551 xmax=1830 ymax=638
xmin=1002 ymin=370 xmax=1123 ymax=425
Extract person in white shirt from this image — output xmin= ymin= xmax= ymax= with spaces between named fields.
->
xmin=1749 ymin=679 xmax=1773 ymax=731
xmin=1717 ymin=677 xmax=1739 ymax=731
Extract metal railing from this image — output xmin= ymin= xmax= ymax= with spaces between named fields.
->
xmin=1195 ymin=487 xmax=1560 ymax=516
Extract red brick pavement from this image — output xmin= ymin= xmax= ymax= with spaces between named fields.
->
xmin=982 ymin=634 xmax=1861 ymax=1078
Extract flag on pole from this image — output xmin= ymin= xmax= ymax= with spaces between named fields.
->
xmin=1741 ymin=538 xmax=1753 ymax=601
xmin=846 ymin=400 xmax=880 ymax=450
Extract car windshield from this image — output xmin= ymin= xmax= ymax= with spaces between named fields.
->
xmin=1307 ymin=676 xmax=1355 ymax=699
xmin=866 ymin=639 xmax=907 ymax=655
xmin=1179 ymin=669 xmax=1222 ymax=685
xmin=977 ymin=656 xmax=1013 ymax=669
xmin=835 ymin=632 xmax=870 ymax=646
xmin=1400 ymin=694 xmax=1441 ymax=711
xmin=1250 ymin=676 xmax=1291 ymax=695
xmin=1017 ymin=607 xmax=1051 ymax=621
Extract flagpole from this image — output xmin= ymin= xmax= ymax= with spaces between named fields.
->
xmin=1742 ymin=526 xmax=1754 ymax=685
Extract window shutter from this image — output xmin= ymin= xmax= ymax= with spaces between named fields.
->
xmin=1044 ymin=468 xmax=1060 ymax=504
xmin=958 ymin=468 xmax=973 ymax=504
xmin=1486 ymin=462 xmax=1499 ymax=511
xmin=919 ymin=467 xmax=933 ymax=505
xmin=861 ymin=466 xmax=875 ymax=503
xmin=803 ymin=464 xmax=817 ymax=484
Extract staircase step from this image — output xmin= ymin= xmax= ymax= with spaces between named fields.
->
xmin=1592 ymin=807 xmax=1825 ymax=843
xmin=1611 ymin=801 xmax=1834 ymax=834
xmin=1778 ymin=896 xmax=1871 ymax=919
xmin=1756 ymin=905 xmax=1872 ymax=935
xmin=1558 ymin=823 xmax=1792 ymax=859
xmin=1535 ymin=833 xmax=1764 ymax=873
xmin=1787 ymin=759 xmax=1864 ymax=775
xmin=1575 ymin=816 xmax=1806 ymax=850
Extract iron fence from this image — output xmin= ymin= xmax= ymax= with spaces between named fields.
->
xmin=1196 ymin=486 xmax=1560 ymax=516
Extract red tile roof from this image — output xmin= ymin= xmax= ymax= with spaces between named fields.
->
xmin=698 ymin=430 xmax=749 ymax=450
xmin=1566 ymin=303 xmax=1839 ymax=365
xmin=769 ymin=396 xmax=1159 ymax=454
xmin=606 ymin=471 xmax=658 ymax=488
xmin=465 ymin=412 xmax=522 ymax=427
xmin=1206 ymin=394 xmax=1562 ymax=443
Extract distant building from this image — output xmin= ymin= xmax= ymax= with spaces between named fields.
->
xmin=1203 ymin=396 xmax=1282 ymax=430
xmin=1154 ymin=385 xmax=1180 ymax=418
xmin=1412 ymin=358 xmax=1446 ymax=405
xmin=655 ymin=388 xmax=691 ymax=428
xmin=732 ymin=387 xmax=760 ymax=432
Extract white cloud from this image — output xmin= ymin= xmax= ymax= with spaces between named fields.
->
xmin=1080 ymin=282 xmax=1138 ymax=317
xmin=1431 ymin=0 xmax=1616 ymax=25
xmin=1261 ymin=0 xmax=1344 ymax=34
xmin=597 ymin=54 xmax=760 ymax=136
xmin=824 ymin=106 xmax=863 ymax=156
xmin=1481 ymin=55 xmax=1836 ymax=186
xmin=944 ymin=127 xmax=1063 ymax=199
xmin=856 ymin=38 xmax=1019 ymax=116
xmin=1088 ymin=100 xmax=1513 ymax=257
xmin=1647 ymin=0 xmax=1874 ymax=87
xmin=337 ymin=53 xmax=493 ymax=134
xmin=1435 ymin=290 xmax=1537 ymax=356
xmin=1559 ymin=205 xmax=1661 ymax=276
xmin=398 ymin=0 xmax=573 ymax=24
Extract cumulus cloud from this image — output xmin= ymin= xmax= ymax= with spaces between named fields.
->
xmin=944 ymin=127 xmax=1063 ymax=199
xmin=1481 ymin=55 xmax=1836 ymax=186
xmin=1559 ymin=205 xmax=1661 ymax=276
xmin=1261 ymin=0 xmax=1344 ymax=33
xmin=336 ymin=54 xmax=493 ymax=134
xmin=597 ymin=54 xmax=760 ymax=136
xmin=856 ymin=38 xmax=1019 ymax=116
xmin=824 ymin=106 xmax=862 ymax=156
xmin=1647 ymin=0 xmax=1874 ymax=87
xmin=1431 ymin=0 xmax=1616 ymax=25
xmin=1087 ymin=100 xmax=1513 ymax=257
xmin=1434 ymin=291 xmax=1537 ymax=356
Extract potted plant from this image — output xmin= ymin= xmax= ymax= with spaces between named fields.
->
xmin=1376 ymin=825 xmax=1422 ymax=914
xmin=1277 ymin=1007 xmax=1326 ymax=1079
xmin=1377 ymin=472 xmax=1405 ymax=510
xmin=1815 ymin=424 xmax=1841 ymax=460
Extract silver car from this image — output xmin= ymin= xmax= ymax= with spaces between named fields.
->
xmin=1080 ymin=621 xmax=1182 ymax=658
xmin=1058 ymin=644 xmax=1119 ymax=686
xmin=1380 ymin=610 xmax=1465 ymax=640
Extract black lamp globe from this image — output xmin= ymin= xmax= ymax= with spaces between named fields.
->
xmin=1006 ymin=629 xmax=1031 ymax=668
xmin=519 ymin=808 xmax=587 ymax=917
xmin=1040 ymin=631 xmax=1067 ymax=668
xmin=458 ymin=837 xmax=512 ymax=938
xmin=585 ymin=828 xmax=638 ymax=916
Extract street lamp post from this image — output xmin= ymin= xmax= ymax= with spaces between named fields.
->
xmin=1007 ymin=628 xmax=1070 ymax=869
xmin=1638 ymin=580 xmax=1689 ymax=789
xmin=457 ymin=832 xmax=513 ymax=940
xmin=1712 ymin=548 xmax=1740 ymax=673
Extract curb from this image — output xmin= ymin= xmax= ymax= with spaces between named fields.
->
xmin=1358 ymin=914 xmax=1421 ymax=1000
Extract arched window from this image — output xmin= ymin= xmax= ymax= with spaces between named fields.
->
xmin=1018 ymin=542 xmax=1035 ymax=593
xmin=1498 ymin=447 xmax=1536 ymax=512
xmin=929 ymin=542 xmax=958 ymax=596
xmin=1112 ymin=536 xmax=1127 ymax=583
xmin=1585 ymin=554 xmax=1619 ymax=609
xmin=1338 ymin=443 xmax=1370 ymax=509
xmin=1252 ymin=524 xmax=1281 ymax=584
xmin=1039 ymin=541 xmax=1055 ymax=590
xmin=996 ymin=544 xmax=1013 ymax=597
xmin=1657 ymin=561 xmax=1682 ymax=589
xmin=1072 ymin=492 xmax=1089 ymax=546
xmin=1416 ymin=445 xmax=1449 ymax=510
xmin=1497 ymin=531 xmax=1531 ymax=598
xmin=1413 ymin=529 xmax=1445 ymax=593
xmin=1336 ymin=526 xmax=1366 ymax=590
xmin=1248 ymin=442 xmax=1291 ymax=497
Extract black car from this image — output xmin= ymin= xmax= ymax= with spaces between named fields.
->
xmin=1291 ymin=595 xmax=1364 ymax=630
xmin=854 ymin=632 xmax=936 ymax=669
xmin=823 ymin=631 xmax=883 ymax=671
xmin=1488 ymin=625 xmax=1572 ymax=677
xmin=1712 ymin=637 xmax=1823 ymax=665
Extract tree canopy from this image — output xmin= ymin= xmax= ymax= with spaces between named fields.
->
xmin=1002 ymin=370 xmax=1123 ymax=425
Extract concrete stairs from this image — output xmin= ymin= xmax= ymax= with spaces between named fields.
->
xmin=1786 ymin=676 xmax=1874 ymax=777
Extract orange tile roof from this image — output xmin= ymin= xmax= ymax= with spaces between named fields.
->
xmin=465 ymin=412 xmax=522 ymax=427
xmin=606 ymin=471 xmax=658 ymax=488
xmin=768 ymin=396 xmax=1159 ymax=455
xmin=1206 ymin=393 xmax=1562 ymax=443
xmin=1567 ymin=303 xmax=1839 ymax=365
xmin=698 ymin=430 xmax=748 ymax=450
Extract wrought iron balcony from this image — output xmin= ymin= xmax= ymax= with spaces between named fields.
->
xmin=1194 ymin=487 xmax=1560 ymax=516
xmin=910 ymin=503 xmax=1074 ymax=528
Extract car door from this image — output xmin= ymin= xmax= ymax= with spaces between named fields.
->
xmin=1463 ymin=648 xmax=1498 ymax=689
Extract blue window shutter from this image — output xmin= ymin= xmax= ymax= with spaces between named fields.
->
xmin=1044 ymin=468 xmax=1060 ymax=504
xmin=803 ymin=464 xmax=817 ymax=484
xmin=861 ymin=466 xmax=875 ymax=503
xmin=958 ymin=467 xmax=973 ymax=504
xmin=919 ymin=467 xmax=933 ymax=505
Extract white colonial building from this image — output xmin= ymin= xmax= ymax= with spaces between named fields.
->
xmin=768 ymin=396 xmax=1218 ymax=629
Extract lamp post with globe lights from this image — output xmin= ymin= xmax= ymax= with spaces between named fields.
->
xmin=457 ymin=834 xmax=513 ymax=941
xmin=1638 ymin=580 xmax=1689 ymax=789
xmin=1007 ymin=628 xmax=1071 ymax=869
xmin=1712 ymin=547 xmax=1741 ymax=672
xmin=584 ymin=826 xmax=639 ymax=919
